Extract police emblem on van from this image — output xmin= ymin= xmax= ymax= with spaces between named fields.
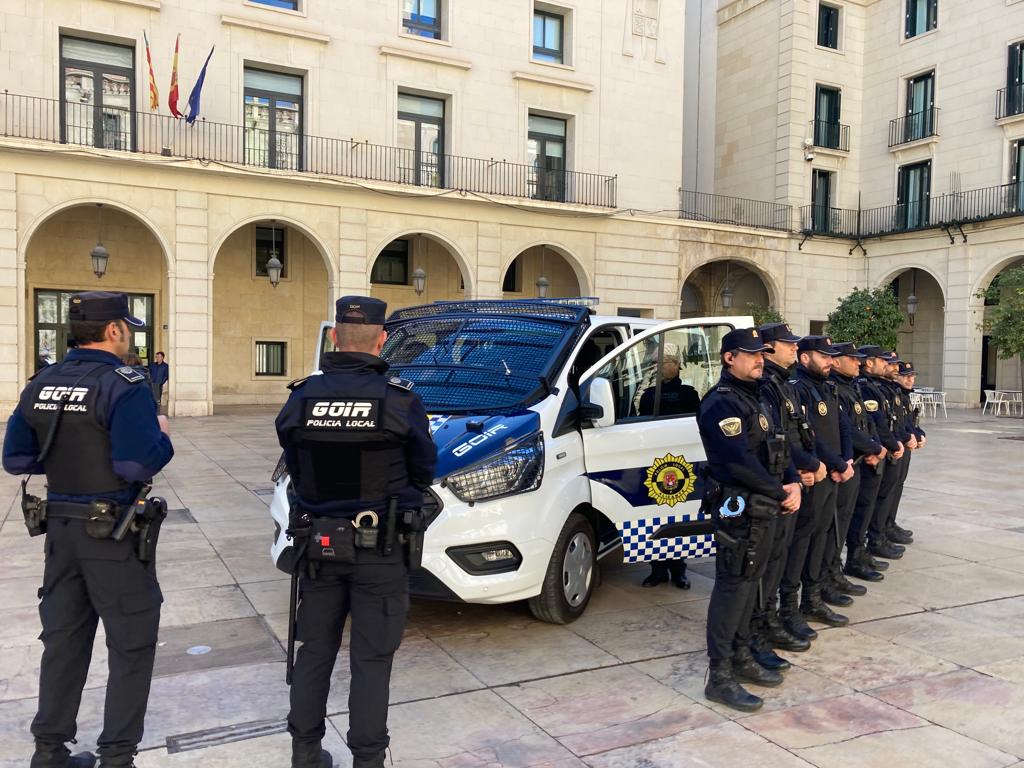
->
xmin=644 ymin=453 xmax=697 ymax=508
xmin=304 ymin=399 xmax=379 ymax=429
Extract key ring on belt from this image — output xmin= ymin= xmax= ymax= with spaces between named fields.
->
xmin=354 ymin=511 xmax=379 ymax=528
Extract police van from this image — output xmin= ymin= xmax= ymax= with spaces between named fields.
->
xmin=270 ymin=299 xmax=752 ymax=623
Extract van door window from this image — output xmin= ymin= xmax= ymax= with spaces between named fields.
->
xmin=570 ymin=326 xmax=627 ymax=385
xmin=593 ymin=325 xmax=730 ymax=423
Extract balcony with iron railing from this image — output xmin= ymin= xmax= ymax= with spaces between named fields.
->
xmin=809 ymin=119 xmax=850 ymax=152
xmin=888 ymin=107 xmax=940 ymax=148
xmin=996 ymin=85 xmax=1024 ymax=120
xmin=678 ymin=189 xmax=792 ymax=231
xmin=0 ymin=91 xmax=617 ymax=208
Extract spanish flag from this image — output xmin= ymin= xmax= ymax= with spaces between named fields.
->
xmin=143 ymin=31 xmax=159 ymax=111
xmin=168 ymin=33 xmax=183 ymax=118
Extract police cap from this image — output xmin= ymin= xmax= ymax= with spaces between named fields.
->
xmin=67 ymin=291 xmax=145 ymax=328
xmin=336 ymin=296 xmax=387 ymax=325
xmin=857 ymin=344 xmax=886 ymax=358
xmin=721 ymin=327 xmax=773 ymax=355
xmin=882 ymin=350 xmax=903 ymax=364
xmin=797 ymin=335 xmax=842 ymax=356
xmin=832 ymin=341 xmax=866 ymax=358
xmin=898 ymin=360 xmax=916 ymax=375
xmin=758 ymin=322 xmax=802 ymax=344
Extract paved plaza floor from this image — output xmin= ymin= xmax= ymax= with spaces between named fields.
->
xmin=1 ymin=410 xmax=1024 ymax=767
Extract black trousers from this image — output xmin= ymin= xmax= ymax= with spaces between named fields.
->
xmin=848 ymin=462 xmax=884 ymax=551
xmin=883 ymin=451 xmax=913 ymax=530
xmin=779 ymin=488 xmax=815 ymax=600
xmin=870 ymin=457 xmax=904 ymax=542
xmin=288 ymin=547 xmax=408 ymax=762
xmin=801 ymin=477 xmax=838 ymax=590
xmin=824 ymin=467 xmax=861 ymax=575
xmin=32 ymin=519 xmax=163 ymax=760
xmin=752 ymin=508 xmax=798 ymax=630
xmin=649 ymin=558 xmax=687 ymax=579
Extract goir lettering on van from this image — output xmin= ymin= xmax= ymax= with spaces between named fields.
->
xmin=452 ymin=424 xmax=508 ymax=457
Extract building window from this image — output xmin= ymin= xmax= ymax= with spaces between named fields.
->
xmin=905 ymin=0 xmax=937 ymax=38
xmin=528 ymin=114 xmax=567 ymax=202
xmin=371 ymin=240 xmax=410 ymax=285
xmin=249 ymin=0 xmax=299 ymax=9
xmin=904 ymin=70 xmax=935 ymax=142
xmin=897 ymin=160 xmax=931 ymax=229
xmin=397 ymin=93 xmax=445 ymax=187
xmin=818 ymin=4 xmax=840 ymax=49
xmin=814 ymin=86 xmax=842 ymax=149
xmin=255 ymin=341 xmax=287 ymax=376
xmin=60 ymin=36 xmax=135 ymax=151
xmin=402 ymin=0 xmax=442 ymax=39
xmin=1012 ymin=140 xmax=1024 ymax=211
xmin=533 ymin=8 xmax=565 ymax=64
xmin=502 ymin=257 xmax=521 ymax=292
xmin=244 ymin=67 xmax=303 ymax=171
xmin=255 ymin=226 xmax=287 ymax=278
xmin=1007 ymin=42 xmax=1024 ymax=118
xmin=811 ymin=169 xmax=834 ymax=233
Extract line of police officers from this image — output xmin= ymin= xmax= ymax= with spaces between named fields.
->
xmin=698 ymin=324 xmax=925 ymax=711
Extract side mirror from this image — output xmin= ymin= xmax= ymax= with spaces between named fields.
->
xmin=582 ymin=376 xmax=616 ymax=429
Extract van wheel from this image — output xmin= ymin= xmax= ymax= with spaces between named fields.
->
xmin=528 ymin=513 xmax=596 ymax=624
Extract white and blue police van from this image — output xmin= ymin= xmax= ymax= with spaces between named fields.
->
xmin=271 ymin=299 xmax=752 ymax=623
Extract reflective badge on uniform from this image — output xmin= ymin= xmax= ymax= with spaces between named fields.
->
xmin=114 ymin=366 xmax=145 ymax=384
xmin=719 ymin=417 xmax=742 ymax=437
xmin=865 ymin=399 xmax=879 ymax=412
xmin=758 ymin=414 xmax=769 ymax=431
xmin=817 ymin=401 xmax=828 ymax=416
xmin=644 ymin=453 xmax=697 ymax=508
xmin=785 ymin=399 xmax=795 ymax=414
xmin=854 ymin=402 xmax=863 ymax=414
xmin=303 ymin=398 xmax=380 ymax=430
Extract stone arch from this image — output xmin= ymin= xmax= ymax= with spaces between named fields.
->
xmin=367 ymin=228 xmax=473 ymax=298
xmin=875 ymin=263 xmax=948 ymax=301
xmin=972 ymin=253 xmax=1024 ymax=301
xmin=499 ymin=240 xmax=592 ymax=298
xmin=680 ymin=257 xmax=779 ymax=316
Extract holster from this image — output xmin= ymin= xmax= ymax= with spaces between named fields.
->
xmin=21 ymin=491 xmax=46 ymax=537
xmin=136 ymin=497 xmax=167 ymax=562
xmin=400 ymin=509 xmax=426 ymax=571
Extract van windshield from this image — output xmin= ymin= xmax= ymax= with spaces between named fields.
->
xmin=380 ymin=316 xmax=574 ymax=413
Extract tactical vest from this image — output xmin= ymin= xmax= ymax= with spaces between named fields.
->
xmin=287 ymin=373 xmax=410 ymax=507
xmin=21 ymin=360 xmax=129 ymax=495
xmin=834 ymin=376 xmax=871 ymax=433
xmin=710 ymin=382 xmax=788 ymax=479
xmin=794 ymin=373 xmax=841 ymax=452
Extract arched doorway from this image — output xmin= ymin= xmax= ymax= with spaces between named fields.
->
xmin=680 ymin=260 xmax=772 ymax=318
xmin=887 ymin=267 xmax=945 ymax=390
xmin=369 ymin=233 xmax=469 ymax=311
xmin=24 ymin=203 xmax=168 ymax=376
xmin=979 ymin=257 xmax=1024 ymax=398
xmin=211 ymin=220 xmax=329 ymax=407
xmin=501 ymin=245 xmax=583 ymax=299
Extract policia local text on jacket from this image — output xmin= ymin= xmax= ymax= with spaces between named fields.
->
xmin=275 ymin=296 xmax=436 ymax=768
xmin=2 ymin=291 xmax=174 ymax=768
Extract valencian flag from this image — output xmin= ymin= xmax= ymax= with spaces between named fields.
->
xmin=143 ymin=31 xmax=159 ymax=110
xmin=168 ymin=33 xmax=183 ymax=118
xmin=185 ymin=47 xmax=215 ymax=125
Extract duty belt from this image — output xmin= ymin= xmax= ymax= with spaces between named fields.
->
xmin=46 ymin=501 xmax=101 ymax=520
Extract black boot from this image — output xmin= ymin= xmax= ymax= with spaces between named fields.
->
xmin=801 ymin=586 xmax=849 ymax=627
xmin=732 ymin=645 xmax=784 ymax=687
xmin=352 ymin=751 xmax=386 ymax=768
xmin=31 ymin=745 xmax=97 ymax=768
xmin=292 ymin=739 xmax=333 ymax=768
xmin=833 ymin=569 xmax=867 ymax=596
xmin=886 ymin=525 xmax=914 ymax=545
xmin=705 ymin=660 xmax=763 ymax=712
xmin=821 ymin=584 xmax=853 ymax=607
xmin=750 ymin=634 xmax=791 ymax=671
xmin=780 ymin=593 xmax=818 ymax=641
xmin=764 ymin=612 xmax=811 ymax=651
xmin=869 ymin=538 xmax=905 ymax=560
xmin=869 ymin=554 xmax=889 ymax=571
xmin=846 ymin=547 xmax=884 ymax=580
xmin=890 ymin=521 xmax=914 ymax=538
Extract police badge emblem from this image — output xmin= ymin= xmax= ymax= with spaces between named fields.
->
xmin=719 ymin=417 xmax=742 ymax=436
xmin=854 ymin=402 xmax=863 ymax=415
xmin=758 ymin=414 xmax=769 ymax=431
xmin=817 ymin=401 xmax=828 ymax=416
xmin=644 ymin=453 xmax=697 ymax=508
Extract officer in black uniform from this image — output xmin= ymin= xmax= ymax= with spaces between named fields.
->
xmin=787 ymin=336 xmax=853 ymax=630
xmin=275 ymin=296 xmax=436 ymax=768
xmin=881 ymin=359 xmax=924 ymax=544
xmin=698 ymin=328 xmax=802 ymax=712
xmin=867 ymin=351 xmax=911 ymax=559
xmin=846 ymin=346 xmax=904 ymax=581
xmin=754 ymin=323 xmax=820 ymax=661
xmin=3 ymin=291 xmax=174 ymax=768
xmin=826 ymin=343 xmax=883 ymax=600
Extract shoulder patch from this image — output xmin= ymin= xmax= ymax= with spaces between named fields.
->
xmin=719 ymin=417 xmax=743 ymax=437
xmin=287 ymin=376 xmax=310 ymax=391
xmin=114 ymin=366 xmax=145 ymax=384
xmin=864 ymin=399 xmax=879 ymax=412
xmin=387 ymin=376 xmax=414 ymax=391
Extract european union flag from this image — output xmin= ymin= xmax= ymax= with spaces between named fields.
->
xmin=185 ymin=46 xmax=214 ymax=125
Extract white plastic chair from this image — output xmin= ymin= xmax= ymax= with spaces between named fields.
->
xmin=983 ymin=389 xmax=997 ymax=415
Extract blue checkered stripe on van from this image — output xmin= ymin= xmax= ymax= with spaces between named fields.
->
xmin=620 ymin=515 xmax=717 ymax=563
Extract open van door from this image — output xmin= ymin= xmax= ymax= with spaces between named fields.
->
xmin=577 ymin=316 xmax=751 ymax=564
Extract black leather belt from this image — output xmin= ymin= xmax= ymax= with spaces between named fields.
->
xmin=46 ymin=501 xmax=97 ymax=521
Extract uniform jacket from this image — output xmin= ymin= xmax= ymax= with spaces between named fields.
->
xmin=760 ymin=359 xmax=819 ymax=472
xmin=792 ymin=365 xmax=851 ymax=474
xmin=831 ymin=371 xmax=882 ymax=460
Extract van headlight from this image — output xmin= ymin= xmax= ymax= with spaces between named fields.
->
xmin=445 ymin=432 xmax=544 ymax=503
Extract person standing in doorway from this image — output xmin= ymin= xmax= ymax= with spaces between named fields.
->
xmin=148 ymin=352 xmax=168 ymax=411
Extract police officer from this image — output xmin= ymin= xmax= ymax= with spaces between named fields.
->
xmin=750 ymin=323 xmax=820 ymax=666
xmin=826 ymin=343 xmax=883 ymax=600
xmin=699 ymin=328 xmax=801 ymax=712
xmin=882 ymin=359 xmax=924 ymax=544
xmin=845 ymin=346 xmax=904 ymax=581
xmin=787 ymin=336 xmax=853 ymax=630
xmin=3 ymin=291 xmax=174 ymax=768
xmin=275 ymin=296 xmax=436 ymax=768
xmin=867 ymin=352 xmax=911 ymax=559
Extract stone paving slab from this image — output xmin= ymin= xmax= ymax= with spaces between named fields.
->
xmin=0 ymin=410 xmax=1022 ymax=767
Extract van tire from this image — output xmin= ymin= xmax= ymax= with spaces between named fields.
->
xmin=528 ymin=513 xmax=596 ymax=624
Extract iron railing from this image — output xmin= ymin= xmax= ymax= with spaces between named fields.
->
xmin=799 ymin=204 xmax=860 ymax=238
xmin=888 ymin=107 xmax=939 ymax=147
xmin=996 ymin=85 xmax=1024 ymax=120
xmin=0 ymin=91 xmax=617 ymax=207
xmin=809 ymin=119 xmax=850 ymax=152
xmin=678 ymin=190 xmax=792 ymax=231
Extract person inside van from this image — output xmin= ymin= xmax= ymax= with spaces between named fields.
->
xmin=637 ymin=342 xmax=700 ymax=416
